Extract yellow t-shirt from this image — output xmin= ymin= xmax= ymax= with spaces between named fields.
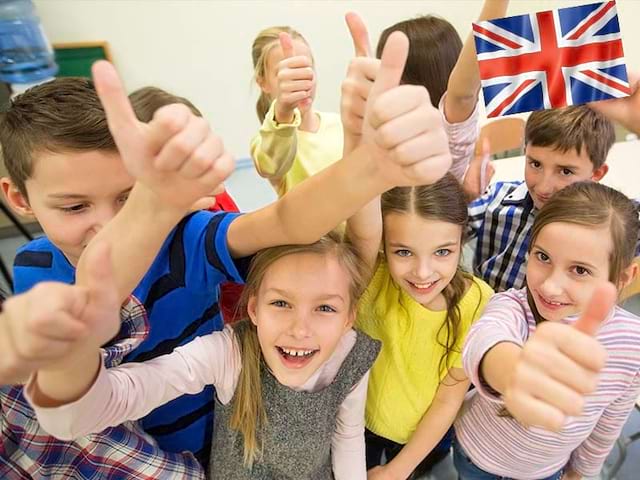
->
xmin=357 ymin=259 xmax=494 ymax=444
xmin=250 ymin=100 xmax=343 ymax=198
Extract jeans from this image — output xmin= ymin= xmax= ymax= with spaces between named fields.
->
xmin=452 ymin=439 xmax=563 ymax=480
xmin=365 ymin=427 xmax=452 ymax=479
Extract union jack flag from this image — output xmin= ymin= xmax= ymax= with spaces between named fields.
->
xmin=473 ymin=1 xmax=630 ymax=117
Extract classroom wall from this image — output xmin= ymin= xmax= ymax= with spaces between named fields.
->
xmin=35 ymin=0 xmax=640 ymax=210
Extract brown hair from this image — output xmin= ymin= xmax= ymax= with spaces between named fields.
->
xmin=0 ymin=77 xmax=116 ymax=197
xmin=376 ymin=15 xmax=462 ymax=108
xmin=230 ymin=231 xmax=368 ymax=466
xmin=381 ymin=173 xmax=479 ymax=378
xmin=525 ymin=105 xmax=615 ymax=169
xmin=128 ymin=86 xmax=202 ymax=121
xmin=251 ymin=26 xmax=308 ymax=123
xmin=530 ymin=181 xmax=639 ymax=286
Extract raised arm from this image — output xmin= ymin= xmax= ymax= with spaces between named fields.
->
xmin=76 ymin=61 xmax=235 ymax=303
xmin=589 ymin=71 xmax=640 ymax=135
xmin=444 ymin=0 xmax=510 ymax=123
xmin=228 ymin=31 xmax=451 ymax=259
xmin=251 ymin=33 xmax=309 ymax=182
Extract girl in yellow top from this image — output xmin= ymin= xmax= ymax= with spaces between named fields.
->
xmin=250 ymin=26 xmax=343 ymax=197
xmin=347 ymin=174 xmax=494 ymax=480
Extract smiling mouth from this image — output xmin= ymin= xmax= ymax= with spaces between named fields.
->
xmin=408 ymin=279 xmax=439 ymax=293
xmin=536 ymin=291 xmax=571 ymax=310
xmin=276 ymin=346 xmax=319 ymax=369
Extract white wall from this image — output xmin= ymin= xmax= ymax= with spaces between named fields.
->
xmin=34 ymin=0 xmax=640 ymax=210
xmin=35 ymin=0 xmax=640 ymax=158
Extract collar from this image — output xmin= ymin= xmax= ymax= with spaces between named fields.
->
xmin=500 ymin=182 xmax=533 ymax=207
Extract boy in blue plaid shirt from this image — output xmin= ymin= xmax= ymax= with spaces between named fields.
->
xmin=465 ymin=105 xmax=615 ymax=292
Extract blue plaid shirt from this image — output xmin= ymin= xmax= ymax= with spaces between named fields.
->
xmin=0 ymin=297 xmax=204 ymax=480
xmin=468 ymin=181 xmax=535 ymax=292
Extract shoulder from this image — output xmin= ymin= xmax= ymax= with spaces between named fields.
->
xmin=599 ymin=307 xmax=640 ymax=357
xmin=460 ymin=276 xmax=495 ymax=313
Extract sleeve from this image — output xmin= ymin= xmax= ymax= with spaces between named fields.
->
xmin=13 ymin=241 xmax=75 ymax=294
xmin=331 ymin=371 xmax=369 ymax=480
xmin=180 ymin=211 xmax=250 ymax=291
xmin=467 ymin=183 xmax=499 ymax=240
xmin=250 ymin=99 xmax=301 ymax=181
xmin=462 ymin=291 xmax=528 ymax=402
xmin=568 ymin=372 xmax=640 ymax=477
xmin=439 ymin=91 xmax=480 ymax=182
xmin=25 ymin=328 xmax=241 ymax=440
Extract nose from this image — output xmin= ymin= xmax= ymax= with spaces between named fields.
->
xmin=89 ymin=204 xmax=118 ymax=235
xmin=289 ymin=312 xmax=312 ymax=339
xmin=413 ymin=258 xmax=432 ymax=280
xmin=539 ymin=269 xmax=565 ymax=297
xmin=536 ymin=173 xmax=556 ymax=197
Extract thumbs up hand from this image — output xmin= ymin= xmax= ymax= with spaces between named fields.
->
xmin=503 ymin=283 xmax=615 ymax=431
xmin=273 ymin=32 xmax=315 ymax=124
xmin=341 ymin=12 xmax=379 ymax=156
xmin=91 ymin=61 xmax=234 ymax=213
xmin=359 ymin=30 xmax=451 ymax=187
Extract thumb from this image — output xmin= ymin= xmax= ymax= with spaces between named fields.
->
xmin=82 ymin=241 xmax=117 ymax=307
xmin=279 ymin=32 xmax=295 ymax=59
xmin=369 ymin=31 xmax=409 ymax=98
xmin=345 ymin=12 xmax=371 ymax=57
xmin=574 ymin=282 xmax=617 ymax=336
xmin=92 ymin=60 xmax=142 ymax=151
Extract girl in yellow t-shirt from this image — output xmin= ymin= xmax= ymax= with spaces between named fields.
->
xmin=347 ymin=173 xmax=494 ymax=479
xmin=250 ymin=26 xmax=343 ymax=198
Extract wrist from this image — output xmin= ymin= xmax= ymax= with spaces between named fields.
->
xmin=274 ymin=103 xmax=295 ymax=125
xmin=384 ymin=458 xmax=411 ymax=479
xmin=350 ymin=144 xmax=395 ymax=193
xmin=129 ymin=183 xmax=186 ymax=224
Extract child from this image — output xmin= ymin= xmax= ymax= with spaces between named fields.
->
xmin=454 ymin=181 xmax=640 ymax=480
xmin=250 ymin=26 xmax=342 ymax=197
xmin=347 ymin=174 xmax=494 ymax=479
xmin=2 ymin=30 xmax=450 ymax=477
xmin=468 ymin=105 xmax=614 ymax=292
xmin=26 ymin=234 xmax=379 ymax=480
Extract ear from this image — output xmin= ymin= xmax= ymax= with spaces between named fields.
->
xmin=247 ymin=294 xmax=259 ymax=327
xmin=618 ymin=260 xmax=639 ymax=292
xmin=1 ymin=177 xmax=34 ymax=217
xmin=591 ymin=163 xmax=609 ymax=182
xmin=256 ymin=75 xmax=271 ymax=95
xmin=344 ymin=309 xmax=356 ymax=331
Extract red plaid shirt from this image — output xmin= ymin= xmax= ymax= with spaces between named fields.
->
xmin=0 ymin=297 xmax=204 ymax=480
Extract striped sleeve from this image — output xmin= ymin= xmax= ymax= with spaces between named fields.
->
xmin=467 ymin=184 xmax=498 ymax=240
xmin=439 ymin=91 xmax=479 ymax=182
xmin=463 ymin=290 xmax=529 ymax=401
xmin=569 ymin=372 xmax=640 ymax=477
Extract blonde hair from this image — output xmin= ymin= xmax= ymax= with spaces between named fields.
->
xmin=251 ymin=25 xmax=308 ymax=123
xmin=230 ymin=231 xmax=367 ymax=466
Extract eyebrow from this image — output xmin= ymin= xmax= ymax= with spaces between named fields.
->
xmin=47 ymin=187 xmax=133 ymax=200
xmin=264 ymin=287 xmax=345 ymax=303
xmin=531 ymin=244 xmax=598 ymax=270
xmin=388 ymin=240 xmax=459 ymax=249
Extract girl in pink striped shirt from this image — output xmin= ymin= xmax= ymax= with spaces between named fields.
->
xmin=454 ymin=181 xmax=640 ymax=480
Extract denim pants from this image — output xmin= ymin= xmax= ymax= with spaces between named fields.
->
xmin=452 ymin=439 xmax=563 ymax=480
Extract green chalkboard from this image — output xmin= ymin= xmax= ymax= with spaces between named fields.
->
xmin=53 ymin=42 xmax=112 ymax=78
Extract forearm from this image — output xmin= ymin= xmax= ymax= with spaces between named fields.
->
xmin=76 ymin=183 xmax=185 ymax=303
xmin=480 ymin=341 xmax=522 ymax=395
xmin=445 ymin=0 xmax=509 ymax=122
xmin=345 ymin=196 xmax=382 ymax=274
xmin=229 ymin=144 xmax=390 ymax=258
xmin=32 ymin=346 xmax=101 ymax=407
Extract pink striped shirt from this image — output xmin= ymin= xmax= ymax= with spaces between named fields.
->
xmin=455 ymin=288 xmax=640 ymax=479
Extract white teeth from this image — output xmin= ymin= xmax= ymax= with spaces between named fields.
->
xmin=280 ymin=347 xmax=315 ymax=357
xmin=412 ymin=281 xmax=436 ymax=289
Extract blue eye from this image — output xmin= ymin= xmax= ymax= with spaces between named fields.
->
xmin=395 ymin=249 xmax=412 ymax=257
xmin=317 ymin=305 xmax=337 ymax=313
xmin=435 ymin=249 xmax=451 ymax=257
